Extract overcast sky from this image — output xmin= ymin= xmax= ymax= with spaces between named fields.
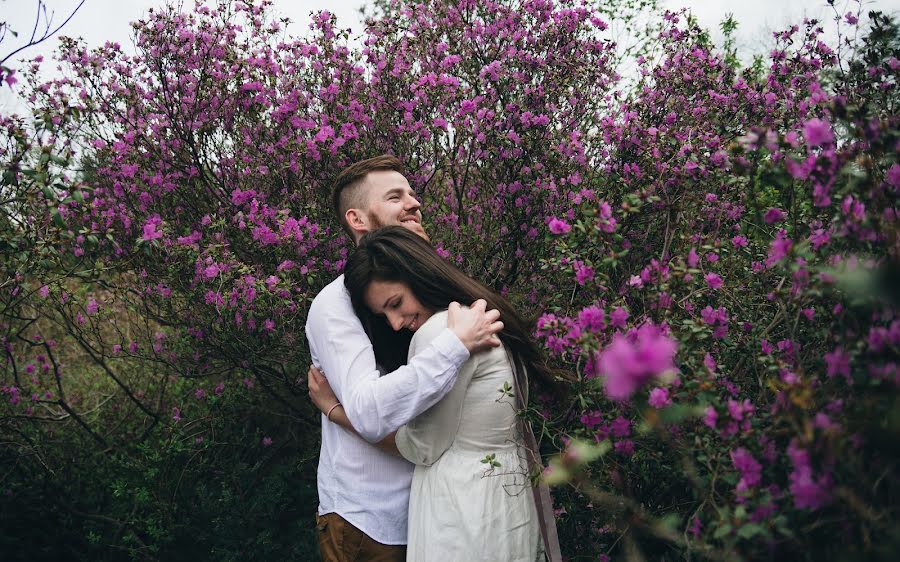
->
xmin=2 ymin=0 xmax=897 ymax=113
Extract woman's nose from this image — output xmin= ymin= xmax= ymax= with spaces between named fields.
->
xmin=386 ymin=312 xmax=404 ymax=331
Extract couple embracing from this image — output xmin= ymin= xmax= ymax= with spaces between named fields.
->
xmin=305 ymin=155 xmax=562 ymax=561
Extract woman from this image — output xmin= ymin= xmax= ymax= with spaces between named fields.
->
xmin=309 ymin=226 xmax=561 ymax=561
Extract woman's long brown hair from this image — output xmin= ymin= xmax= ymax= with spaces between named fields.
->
xmin=344 ymin=226 xmax=564 ymax=396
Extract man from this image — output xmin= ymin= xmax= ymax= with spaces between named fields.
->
xmin=304 ymin=155 xmax=503 ymax=561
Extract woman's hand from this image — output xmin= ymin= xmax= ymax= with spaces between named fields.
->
xmin=307 ymin=365 xmax=400 ymax=455
xmin=307 ymin=365 xmax=339 ymax=414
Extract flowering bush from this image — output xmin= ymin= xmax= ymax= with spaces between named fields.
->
xmin=1 ymin=0 xmax=897 ymax=559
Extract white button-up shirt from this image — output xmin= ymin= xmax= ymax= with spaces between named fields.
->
xmin=305 ymin=275 xmax=469 ymax=545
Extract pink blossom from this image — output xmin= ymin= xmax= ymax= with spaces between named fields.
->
xmin=597 ymin=323 xmax=678 ymax=400
xmin=648 ymin=387 xmax=672 ymax=408
xmin=788 ymin=441 xmax=831 ymax=510
xmin=886 ymin=164 xmax=900 ymax=188
xmin=141 ymin=216 xmax=164 ymax=241
xmin=766 ymin=229 xmax=793 ymax=268
xmin=609 ymin=306 xmax=629 ymax=329
xmin=574 ymin=263 xmax=594 ymax=285
xmin=824 ymin=348 xmax=851 ymax=383
xmin=763 ymin=208 xmax=786 ymax=224
xmin=731 ymin=447 xmax=762 ymax=492
xmin=802 ymin=118 xmax=834 ymax=147
xmin=548 ymin=218 xmax=572 ymax=234
xmin=704 ymin=273 xmax=723 ymax=290
xmin=687 ymin=247 xmax=699 ymax=267
xmin=703 ymin=406 xmax=718 ymax=429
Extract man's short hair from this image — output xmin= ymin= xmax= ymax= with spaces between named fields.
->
xmin=332 ymin=155 xmax=406 ymax=238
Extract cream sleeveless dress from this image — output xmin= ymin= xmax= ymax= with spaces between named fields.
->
xmin=395 ymin=310 xmax=542 ymax=561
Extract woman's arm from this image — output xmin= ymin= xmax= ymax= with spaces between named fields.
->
xmin=394 ymin=311 xmax=479 ymax=466
xmin=308 ymin=366 xmax=400 ymax=455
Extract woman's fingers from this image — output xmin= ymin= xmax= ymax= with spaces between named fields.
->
xmin=307 ymin=365 xmax=325 ymax=392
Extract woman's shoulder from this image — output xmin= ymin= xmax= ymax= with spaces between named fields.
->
xmin=411 ymin=310 xmax=449 ymax=346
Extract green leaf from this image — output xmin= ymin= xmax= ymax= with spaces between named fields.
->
xmin=713 ymin=523 xmax=733 ymax=539
xmin=737 ymin=523 xmax=765 ymax=539
xmin=51 ymin=209 xmax=66 ymax=229
xmin=659 ymin=404 xmax=691 ymax=424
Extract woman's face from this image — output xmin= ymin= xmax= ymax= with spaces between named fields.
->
xmin=364 ymin=280 xmax=435 ymax=332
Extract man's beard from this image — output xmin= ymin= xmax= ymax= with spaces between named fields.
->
xmin=370 ymin=213 xmax=429 ymax=242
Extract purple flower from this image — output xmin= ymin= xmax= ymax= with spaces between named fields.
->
xmin=262 ymin=436 xmax=273 ymax=447
xmin=824 ymin=347 xmax=851 ymax=383
xmin=728 ymin=399 xmax=754 ymax=422
xmin=703 ymin=406 xmax=718 ymax=429
xmin=3 ymin=68 xmax=17 ymax=87
xmin=766 ymin=229 xmax=793 ymax=268
xmin=887 ymin=163 xmax=900 ymax=188
xmin=763 ymin=207 xmax=786 ymax=224
xmin=597 ymin=323 xmax=678 ymax=400
xmin=86 ymin=298 xmax=99 ymax=315
xmin=577 ymin=305 xmax=605 ymax=332
xmin=687 ymin=247 xmax=699 ymax=267
xmin=704 ymin=273 xmax=723 ymax=290
xmin=610 ymin=416 xmax=632 ymax=437
xmin=548 ymin=218 xmax=571 ymax=234
xmin=609 ymin=306 xmax=629 ymax=329
xmin=579 ymin=410 xmax=603 ymax=430
xmin=648 ymin=387 xmax=672 ymax=408
xmin=574 ymin=263 xmax=594 ymax=285
xmin=141 ymin=215 xmax=164 ymax=241
xmin=802 ymin=118 xmax=834 ymax=147
xmin=614 ymin=439 xmax=635 ymax=456
xmin=788 ymin=441 xmax=831 ymax=510
xmin=809 ymin=227 xmax=831 ymax=250
xmin=731 ymin=235 xmax=748 ymax=248
xmin=731 ymin=447 xmax=762 ymax=492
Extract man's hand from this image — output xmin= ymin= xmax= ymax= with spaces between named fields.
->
xmin=308 ymin=365 xmax=339 ymax=414
xmin=447 ymin=299 xmax=503 ymax=353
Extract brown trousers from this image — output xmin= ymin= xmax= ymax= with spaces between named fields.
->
xmin=316 ymin=512 xmax=406 ymax=562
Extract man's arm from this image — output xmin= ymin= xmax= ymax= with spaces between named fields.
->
xmin=306 ymin=292 xmax=502 ymax=443
xmin=307 ymin=366 xmax=400 ymax=455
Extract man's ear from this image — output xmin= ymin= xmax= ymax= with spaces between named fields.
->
xmin=345 ymin=208 xmax=368 ymax=236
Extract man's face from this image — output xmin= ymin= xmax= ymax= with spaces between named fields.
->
xmin=361 ymin=170 xmax=428 ymax=241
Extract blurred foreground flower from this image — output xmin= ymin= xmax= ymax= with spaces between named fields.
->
xmin=596 ymin=324 xmax=678 ymax=400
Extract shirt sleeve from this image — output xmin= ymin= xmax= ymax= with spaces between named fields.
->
xmin=305 ymin=287 xmax=469 ymax=443
xmin=395 ymin=312 xmax=478 ymax=466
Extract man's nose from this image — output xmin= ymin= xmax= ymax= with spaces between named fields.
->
xmin=403 ymin=193 xmax=421 ymax=211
